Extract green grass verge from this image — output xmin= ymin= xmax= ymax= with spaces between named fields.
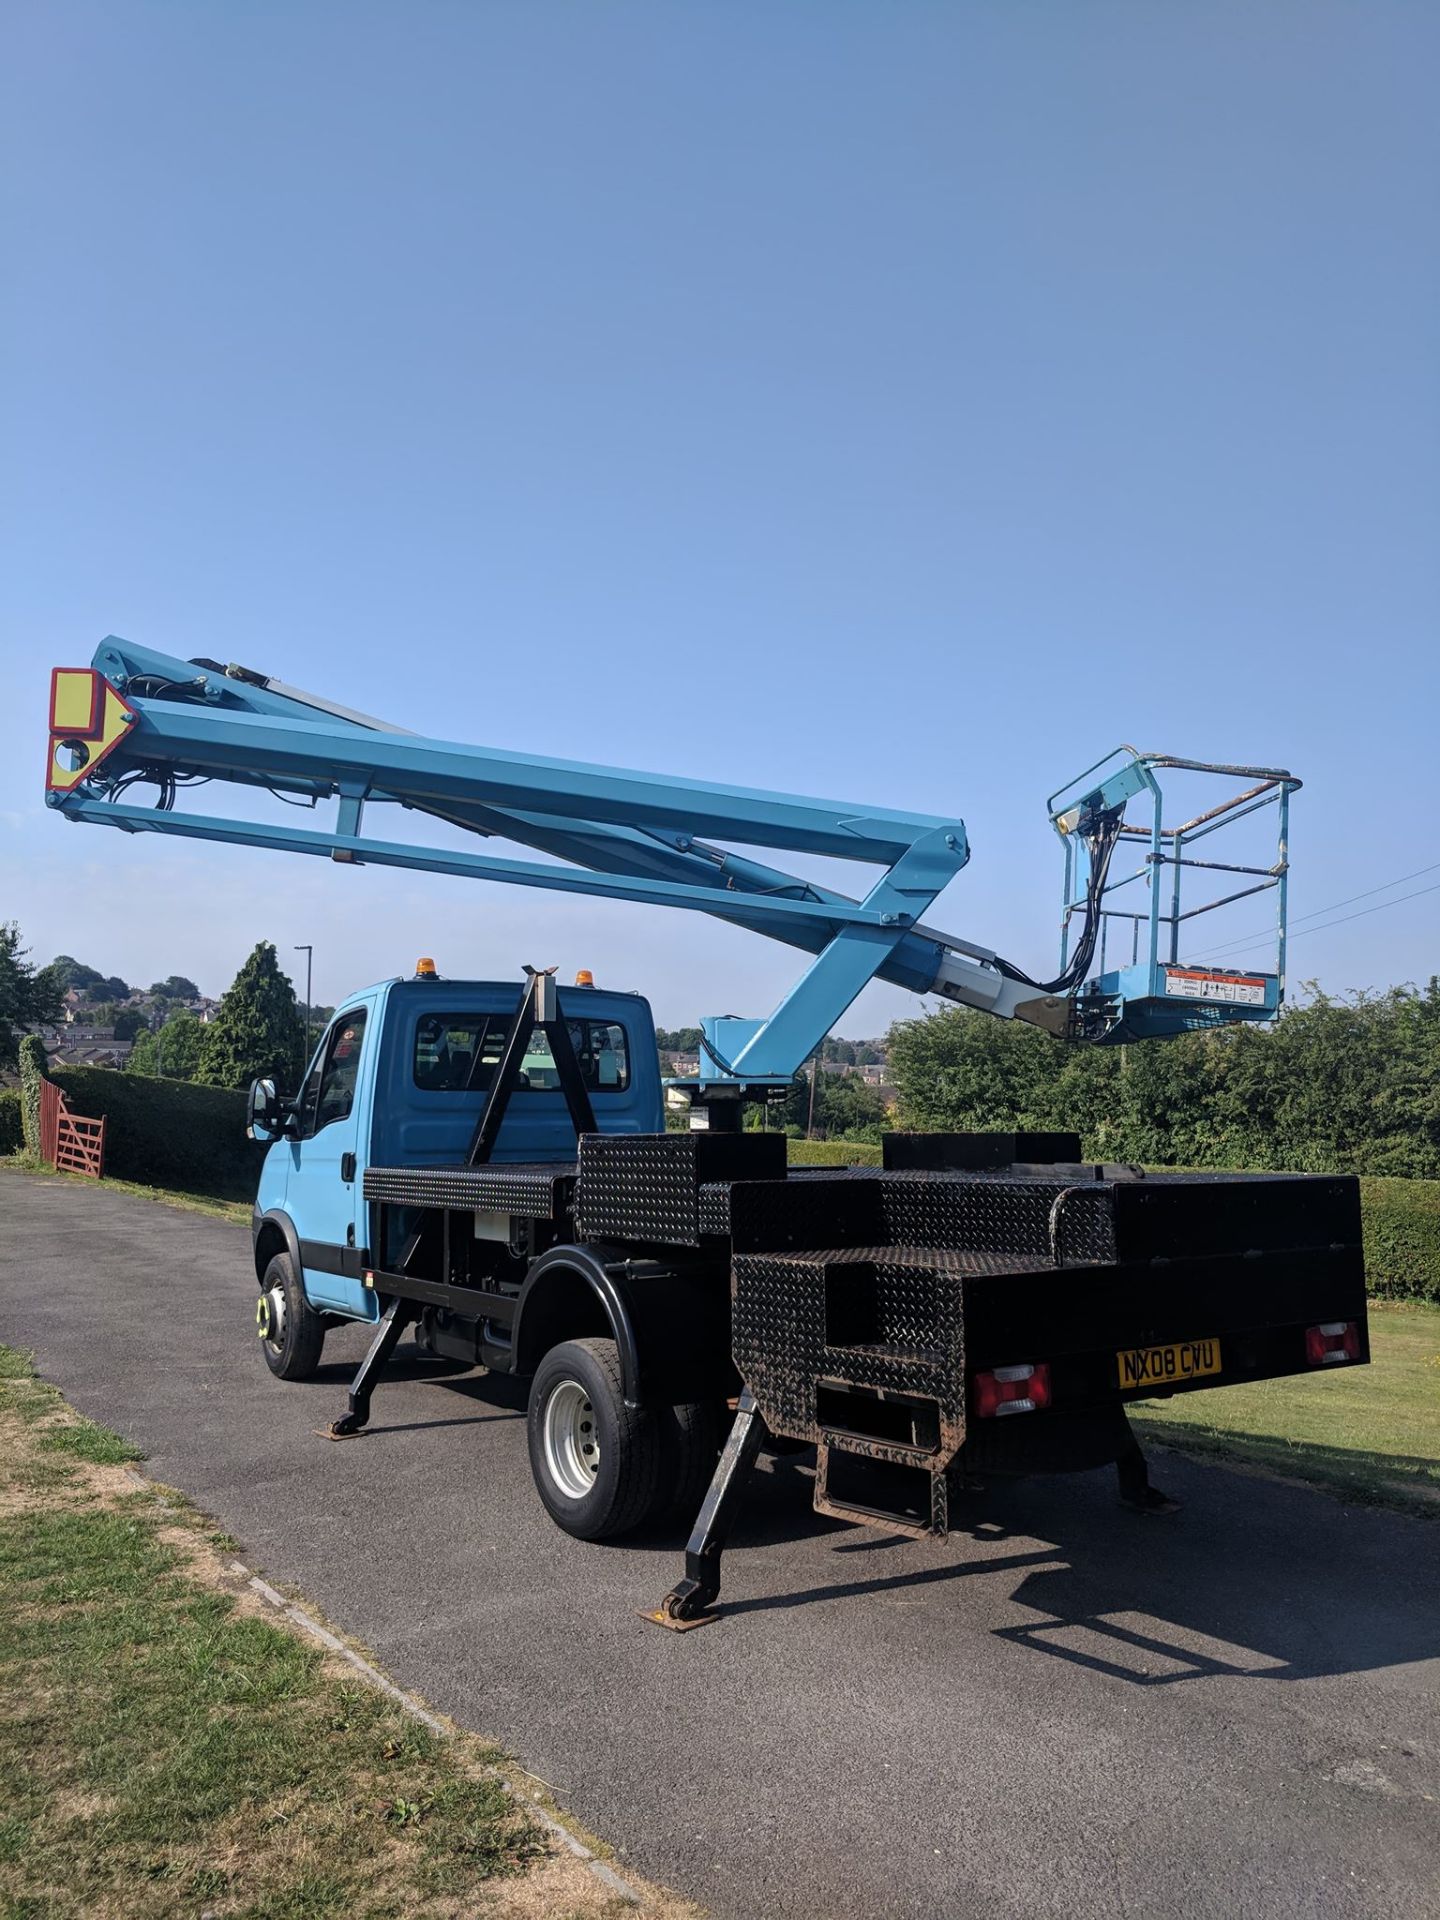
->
xmin=0 ymin=1345 xmax=557 ymax=1920
xmin=787 ymin=1139 xmax=882 ymax=1166
xmin=1132 ymin=1301 xmax=1440 ymax=1517
xmin=0 ymin=1156 xmax=251 ymax=1226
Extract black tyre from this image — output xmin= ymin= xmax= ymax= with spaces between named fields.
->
xmin=527 ymin=1337 xmax=664 ymax=1540
xmin=660 ymin=1398 xmax=726 ymax=1530
xmin=256 ymin=1252 xmax=327 ymax=1382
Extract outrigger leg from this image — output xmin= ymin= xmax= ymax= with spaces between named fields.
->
xmin=644 ymin=1387 xmax=768 ymax=1630
xmin=1115 ymin=1420 xmax=1180 ymax=1514
xmin=325 ymin=1296 xmax=418 ymax=1439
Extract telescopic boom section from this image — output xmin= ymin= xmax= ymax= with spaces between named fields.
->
xmin=44 ymin=638 xmax=1296 ymax=1082
xmin=43 ymin=640 xmax=1059 ymax=1082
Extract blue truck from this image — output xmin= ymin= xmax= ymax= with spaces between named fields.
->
xmin=45 ymin=644 xmax=1369 ymax=1623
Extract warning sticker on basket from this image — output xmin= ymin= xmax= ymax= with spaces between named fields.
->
xmin=1164 ymin=969 xmax=1267 ymax=1006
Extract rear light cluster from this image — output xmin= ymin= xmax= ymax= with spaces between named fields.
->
xmin=1305 ymin=1321 xmax=1360 ymax=1366
xmin=973 ymin=1362 xmax=1052 ymax=1418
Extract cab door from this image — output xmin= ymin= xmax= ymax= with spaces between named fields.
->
xmin=286 ymin=1004 xmax=373 ymax=1316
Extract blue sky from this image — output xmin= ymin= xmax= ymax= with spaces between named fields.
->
xmin=3 ymin=1 xmax=1436 ymax=1035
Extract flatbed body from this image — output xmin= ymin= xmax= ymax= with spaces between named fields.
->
xmin=340 ymin=1130 xmax=1368 ymax=1537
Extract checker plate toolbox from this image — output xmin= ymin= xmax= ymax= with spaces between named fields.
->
xmin=565 ymin=1130 xmax=1368 ymax=1549
xmin=365 ymin=1161 xmax=577 ymax=1218
xmin=348 ymin=1111 xmax=1367 ymax=1622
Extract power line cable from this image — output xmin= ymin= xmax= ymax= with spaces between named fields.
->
xmin=1183 ymin=859 xmax=1440 ymax=965
xmin=1200 ymin=859 xmax=1440 ymax=956
xmin=1187 ymin=880 xmax=1440 ymax=966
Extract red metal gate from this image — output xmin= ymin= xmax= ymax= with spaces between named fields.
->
xmin=39 ymin=1079 xmax=107 ymax=1177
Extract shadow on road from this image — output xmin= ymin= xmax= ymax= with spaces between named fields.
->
xmin=301 ymin=1350 xmax=529 ymax=1434
xmin=653 ymin=1449 xmax=1436 ymax=1686
xmin=298 ymin=1349 xmax=1437 ymax=1689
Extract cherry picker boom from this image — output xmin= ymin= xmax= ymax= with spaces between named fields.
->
xmin=48 ymin=638 xmax=1299 ymax=1080
xmin=43 ymin=639 xmax=1364 ymax=1625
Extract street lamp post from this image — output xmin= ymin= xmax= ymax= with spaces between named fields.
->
xmin=294 ymin=944 xmax=313 ymax=1085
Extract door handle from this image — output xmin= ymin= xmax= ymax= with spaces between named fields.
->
xmin=340 ymin=1151 xmax=357 ymax=1183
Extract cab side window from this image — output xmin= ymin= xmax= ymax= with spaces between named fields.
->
xmin=310 ymin=1009 xmax=368 ymax=1133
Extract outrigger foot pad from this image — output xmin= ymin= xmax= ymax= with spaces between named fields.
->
xmin=1115 ymin=1438 xmax=1180 ymax=1514
xmin=639 ymin=1605 xmax=718 ymax=1633
xmin=323 ymin=1413 xmax=368 ymax=1440
xmin=1119 ymin=1484 xmax=1181 ymax=1515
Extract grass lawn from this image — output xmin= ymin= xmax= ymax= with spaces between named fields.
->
xmin=1131 ymin=1300 xmax=1440 ymax=1517
xmin=0 ymin=1344 xmax=673 ymax=1920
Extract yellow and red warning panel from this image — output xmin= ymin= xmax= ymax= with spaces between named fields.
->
xmin=47 ymin=669 xmax=137 ymax=793
xmin=1163 ymin=967 xmax=1267 ymax=1007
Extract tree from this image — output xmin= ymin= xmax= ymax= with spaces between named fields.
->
xmin=771 ymin=1055 xmax=891 ymax=1139
xmin=816 ymin=1073 xmax=889 ymax=1141
xmin=128 ymin=1009 xmax=208 ymax=1080
xmin=126 ymin=1029 xmax=158 ymax=1075
xmin=655 ymin=1026 xmax=704 ymax=1053
xmin=161 ymin=1010 xmax=207 ymax=1080
xmin=884 ymin=981 xmax=1440 ymax=1179
xmin=149 ymin=974 xmax=200 ymax=1002
xmin=48 ymin=954 xmax=104 ymax=996
xmin=112 ymin=1008 xmax=149 ymax=1042
xmin=0 ymin=923 xmax=63 ymax=1071
xmin=197 ymin=944 xmax=304 ymax=1090
xmin=887 ymin=1005 xmax=1059 ymax=1134
xmin=91 ymin=973 xmax=130 ymax=1002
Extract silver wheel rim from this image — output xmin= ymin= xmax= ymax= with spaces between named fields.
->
xmin=259 ymin=1284 xmax=286 ymax=1350
xmin=543 ymin=1378 xmax=600 ymax=1500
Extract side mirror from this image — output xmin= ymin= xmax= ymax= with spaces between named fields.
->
xmin=247 ymin=1077 xmax=285 ymax=1142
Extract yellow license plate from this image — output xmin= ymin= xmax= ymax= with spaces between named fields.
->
xmin=1117 ymin=1337 xmax=1222 ymax=1390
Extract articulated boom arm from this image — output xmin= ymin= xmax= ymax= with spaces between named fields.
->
xmin=44 ymin=640 xmax=1297 ymax=1084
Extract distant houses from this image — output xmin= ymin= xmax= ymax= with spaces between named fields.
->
xmin=36 ymin=1024 xmax=134 ymax=1069
xmin=656 ymin=1042 xmax=897 ymax=1112
xmin=60 ymin=987 xmax=219 ymax=1027
xmin=37 ymin=986 xmax=222 ymax=1071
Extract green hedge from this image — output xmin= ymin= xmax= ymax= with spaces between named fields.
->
xmin=51 ymin=1067 xmax=261 ymax=1203
xmin=19 ymin=1034 xmax=47 ymax=1154
xmin=17 ymin=1088 xmax=1436 ymax=1303
xmin=786 ymin=1142 xmax=1437 ymax=1303
xmin=1360 ymin=1177 xmax=1440 ymax=1305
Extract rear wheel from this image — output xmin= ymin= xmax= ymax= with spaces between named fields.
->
xmin=660 ymin=1398 xmax=726 ymax=1529
xmin=527 ymin=1338 xmax=664 ymax=1540
xmin=257 ymin=1252 xmax=327 ymax=1381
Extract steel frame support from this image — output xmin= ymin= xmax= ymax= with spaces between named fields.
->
xmin=646 ymin=1387 xmax=768 ymax=1628
xmin=467 ymin=968 xmax=597 ymax=1165
xmin=326 ymin=1296 xmax=419 ymax=1438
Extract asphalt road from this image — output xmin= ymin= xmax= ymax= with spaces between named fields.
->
xmin=2 ymin=1174 xmax=1436 ymax=1920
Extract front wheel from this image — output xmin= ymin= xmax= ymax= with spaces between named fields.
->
xmin=527 ymin=1338 xmax=664 ymax=1540
xmin=257 ymin=1252 xmax=327 ymax=1381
